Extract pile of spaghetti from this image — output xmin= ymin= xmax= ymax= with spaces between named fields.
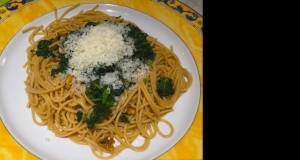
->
xmin=23 ymin=4 xmax=192 ymax=159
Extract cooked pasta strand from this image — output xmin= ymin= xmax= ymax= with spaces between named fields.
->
xmin=23 ymin=4 xmax=192 ymax=159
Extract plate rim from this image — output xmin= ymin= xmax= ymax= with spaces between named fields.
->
xmin=0 ymin=2 xmax=202 ymax=160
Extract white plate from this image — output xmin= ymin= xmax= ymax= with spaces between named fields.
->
xmin=0 ymin=4 xmax=200 ymax=160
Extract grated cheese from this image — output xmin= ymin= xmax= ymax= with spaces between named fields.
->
xmin=117 ymin=58 xmax=150 ymax=86
xmin=99 ymin=71 xmax=123 ymax=89
xmin=60 ymin=21 xmax=152 ymax=97
xmin=63 ymin=21 xmax=135 ymax=84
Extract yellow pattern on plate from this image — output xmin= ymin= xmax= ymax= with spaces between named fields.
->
xmin=0 ymin=0 xmax=202 ymax=159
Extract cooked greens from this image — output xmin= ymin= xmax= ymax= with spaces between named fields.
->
xmin=119 ymin=114 xmax=130 ymax=123
xmin=35 ymin=39 xmax=56 ymax=58
xmin=51 ymin=53 xmax=69 ymax=76
xmin=76 ymin=111 xmax=83 ymax=122
xmin=156 ymin=77 xmax=175 ymax=98
xmin=126 ymin=23 xmax=156 ymax=63
xmin=86 ymin=103 xmax=112 ymax=129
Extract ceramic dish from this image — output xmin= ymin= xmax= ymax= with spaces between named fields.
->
xmin=0 ymin=1 xmax=202 ymax=160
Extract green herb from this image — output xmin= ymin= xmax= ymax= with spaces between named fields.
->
xmin=126 ymin=23 xmax=156 ymax=63
xmin=76 ymin=111 xmax=83 ymax=122
xmin=91 ymin=80 xmax=101 ymax=89
xmin=85 ymin=82 xmax=123 ymax=129
xmin=92 ymin=64 xmax=116 ymax=76
xmin=86 ymin=103 xmax=112 ymax=129
xmin=85 ymin=80 xmax=103 ymax=102
xmin=156 ymin=77 xmax=175 ymax=98
xmin=85 ymin=21 xmax=98 ymax=27
xmin=101 ymin=85 xmax=109 ymax=105
xmin=35 ymin=39 xmax=56 ymax=58
xmin=51 ymin=53 xmax=69 ymax=75
xmin=119 ymin=114 xmax=130 ymax=123
xmin=109 ymin=87 xmax=124 ymax=96
xmin=116 ymin=15 xmax=121 ymax=19
xmin=143 ymin=78 xmax=148 ymax=84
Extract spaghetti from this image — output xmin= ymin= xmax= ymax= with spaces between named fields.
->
xmin=23 ymin=4 xmax=192 ymax=159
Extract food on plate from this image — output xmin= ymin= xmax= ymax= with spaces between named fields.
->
xmin=23 ymin=4 xmax=192 ymax=159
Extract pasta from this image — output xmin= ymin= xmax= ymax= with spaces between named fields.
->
xmin=23 ymin=4 xmax=192 ymax=159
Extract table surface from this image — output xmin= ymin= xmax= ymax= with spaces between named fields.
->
xmin=0 ymin=0 xmax=202 ymax=159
